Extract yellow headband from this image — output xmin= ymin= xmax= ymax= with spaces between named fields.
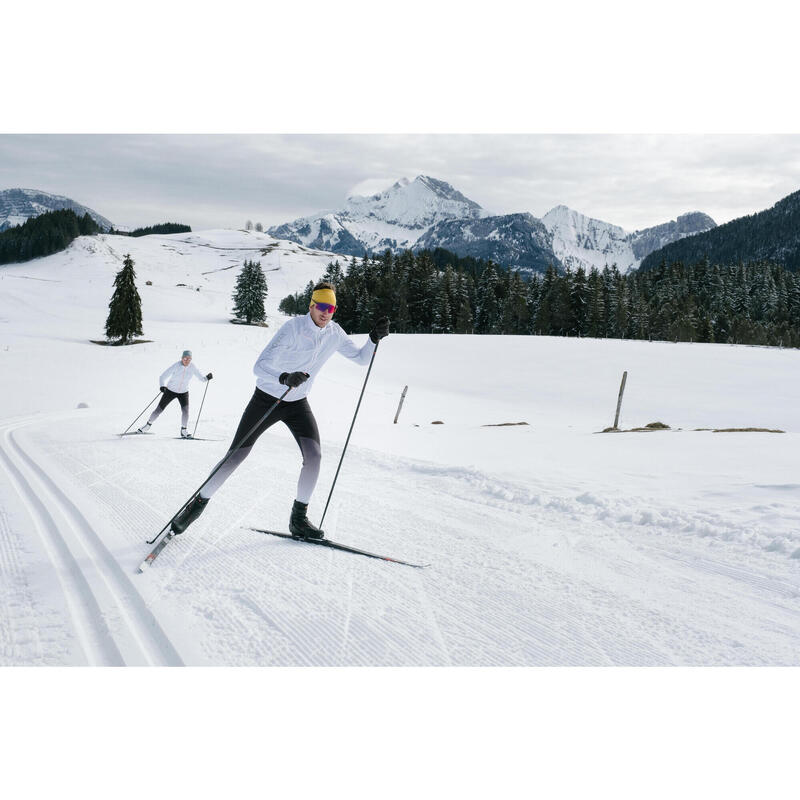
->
xmin=310 ymin=288 xmax=336 ymax=308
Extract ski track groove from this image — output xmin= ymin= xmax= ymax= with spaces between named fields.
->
xmin=0 ymin=505 xmax=47 ymax=664
xmin=0 ymin=421 xmax=122 ymax=665
xmin=0 ymin=417 xmax=183 ymax=666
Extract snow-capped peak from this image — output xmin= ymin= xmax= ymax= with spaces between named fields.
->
xmin=344 ymin=174 xmax=484 ymax=230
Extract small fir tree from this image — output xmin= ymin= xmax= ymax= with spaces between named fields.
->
xmin=232 ymin=259 xmax=268 ymax=324
xmin=105 ymin=254 xmax=143 ymax=344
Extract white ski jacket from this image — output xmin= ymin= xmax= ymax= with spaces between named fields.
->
xmin=253 ymin=313 xmax=375 ymax=400
xmin=159 ymin=361 xmax=208 ymax=393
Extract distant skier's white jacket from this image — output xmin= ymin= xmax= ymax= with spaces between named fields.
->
xmin=254 ymin=313 xmax=375 ymax=399
xmin=159 ymin=361 xmax=208 ymax=393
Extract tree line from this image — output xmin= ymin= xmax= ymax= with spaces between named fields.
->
xmin=0 ymin=209 xmax=101 ymax=265
xmin=280 ymin=249 xmax=800 ymax=348
xmin=110 ymin=222 xmax=192 ymax=237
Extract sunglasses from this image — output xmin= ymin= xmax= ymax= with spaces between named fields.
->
xmin=314 ymin=302 xmax=336 ymax=314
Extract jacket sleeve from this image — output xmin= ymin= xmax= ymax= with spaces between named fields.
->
xmin=336 ymin=327 xmax=376 ymax=365
xmin=191 ymin=363 xmax=208 ymax=383
xmin=253 ymin=321 xmax=294 ymax=382
xmin=159 ymin=363 xmax=174 ymax=387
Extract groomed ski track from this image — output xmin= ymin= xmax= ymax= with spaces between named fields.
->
xmin=1 ymin=409 xmax=797 ymax=667
xmin=0 ymin=414 xmax=183 ymax=666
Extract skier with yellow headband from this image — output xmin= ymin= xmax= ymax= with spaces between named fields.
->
xmin=169 ymin=281 xmax=390 ymax=538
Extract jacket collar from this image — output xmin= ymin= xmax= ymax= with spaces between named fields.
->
xmin=304 ymin=313 xmax=331 ymax=337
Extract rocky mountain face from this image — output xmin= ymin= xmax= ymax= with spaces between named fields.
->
xmin=0 ymin=188 xmax=113 ymax=232
xmin=415 ymin=213 xmax=560 ymax=274
xmin=629 ymin=212 xmax=717 ymax=260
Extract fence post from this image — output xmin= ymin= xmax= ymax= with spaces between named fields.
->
xmin=394 ymin=385 xmax=408 ymax=424
xmin=613 ymin=371 xmax=628 ymax=430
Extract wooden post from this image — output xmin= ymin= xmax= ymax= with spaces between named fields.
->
xmin=393 ymin=385 xmax=408 ymax=424
xmin=613 ymin=371 xmax=628 ymax=430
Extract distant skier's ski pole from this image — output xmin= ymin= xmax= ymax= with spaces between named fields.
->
xmin=319 ymin=341 xmax=379 ymax=529
xmin=192 ymin=381 xmax=211 ymax=439
xmin=120 ymin=391 xmax=162 ymax=437
xmin=146 ymin=385 xmax=292 ymax=545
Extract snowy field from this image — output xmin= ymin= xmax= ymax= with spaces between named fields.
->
xmin=1 ymin=229 xmax=799 ymax=667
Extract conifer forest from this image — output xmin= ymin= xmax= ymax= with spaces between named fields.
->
xmin=280 ymin=249 xmax=800 ymax=348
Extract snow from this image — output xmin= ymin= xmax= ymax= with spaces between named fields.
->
xmin=542 ymin=204 xmax=639 ymax=273
xmin=1 ymin=229 xmax=799 ymax=666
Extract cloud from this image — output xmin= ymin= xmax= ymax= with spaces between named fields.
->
xmin=1 ymin=134 xmax=799 ymax=232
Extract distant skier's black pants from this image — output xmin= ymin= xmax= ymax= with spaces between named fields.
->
xmin=147 ymin=389 xmax=189 ymax=427
xmin=199 ymin=388 xmax=321 ymax=503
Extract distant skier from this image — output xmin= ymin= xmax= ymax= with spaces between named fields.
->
xmin=138 ymin=350 xmax=213 ymax=438
xmin=169 ymin=282 xmax=389 ymax=538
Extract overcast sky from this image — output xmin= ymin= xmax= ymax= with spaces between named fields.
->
xmin=2 ymin=134 xmax=799 ymax=234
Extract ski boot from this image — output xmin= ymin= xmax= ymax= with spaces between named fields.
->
xmin=289 ymin=500 xmax=324 ymax=540
xmin=171 ymin=494 xmax=209 ymax=534
xmin=180 ymin=427 xmax=193 ymax=439
xmin=137 ymin=422 xmax=151 ymax=434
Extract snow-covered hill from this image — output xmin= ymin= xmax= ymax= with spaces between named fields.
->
xmin=0 ymin=187 xmax=113 ymax=232
xmin=1 ymin=228 xmax=799 ymax=666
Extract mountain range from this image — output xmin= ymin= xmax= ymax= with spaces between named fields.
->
xmin=268 ymin=175 xmax=717 ymax=275
xmin=0 ymin=188 xmax=113 ymax=233
xmin=15 ymin=177 xmax=799 ymax=277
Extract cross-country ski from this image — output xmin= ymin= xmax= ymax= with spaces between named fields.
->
xmin=249 ymin=528 xmax=429 ymax=568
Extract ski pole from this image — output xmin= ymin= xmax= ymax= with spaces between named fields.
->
xmin=192 ymin=380 xmax=210 ymax=438
xmin=319 ymin=341 xmax=379 ymax=529
xmin=147 ymin=385 xmax=292 ymax=544
xmin=120 ymin=390 xmax=162 ymax=437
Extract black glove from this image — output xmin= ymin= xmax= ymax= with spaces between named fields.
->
xmin=159 ymin=386 xmax=167 ymax=393
xmin=206 ymin=373 xmax=213 ymax=380
xmin=279 ymin=371 xmax=310 ymax=388
xmin=369 ymin=316 xmax=390 ymax=344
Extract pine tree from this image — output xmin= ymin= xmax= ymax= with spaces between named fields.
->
xmin=232 ymin=259 xmax=268 ymax=324
xmin=501 ymin=269 xmax=529 ymax=334
xmin=322 ymin=260 xmax=345 ymax=287
xmin=475 ymin=261 xmax=501 ymax=334
xmin=569 ymin=266 xmax=589 ymax=336
xmin=432 ymin=280 xmax=453 ymax=333
xmin=105 ymin=254 xmax=143 ymax=344
xmin=586 ymin=268 xmax=604 ymax=337
xmin=454 ymin=270 xmax=474 ymax=333
xmin=535 ymin=265 xmax=559 ymax=335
